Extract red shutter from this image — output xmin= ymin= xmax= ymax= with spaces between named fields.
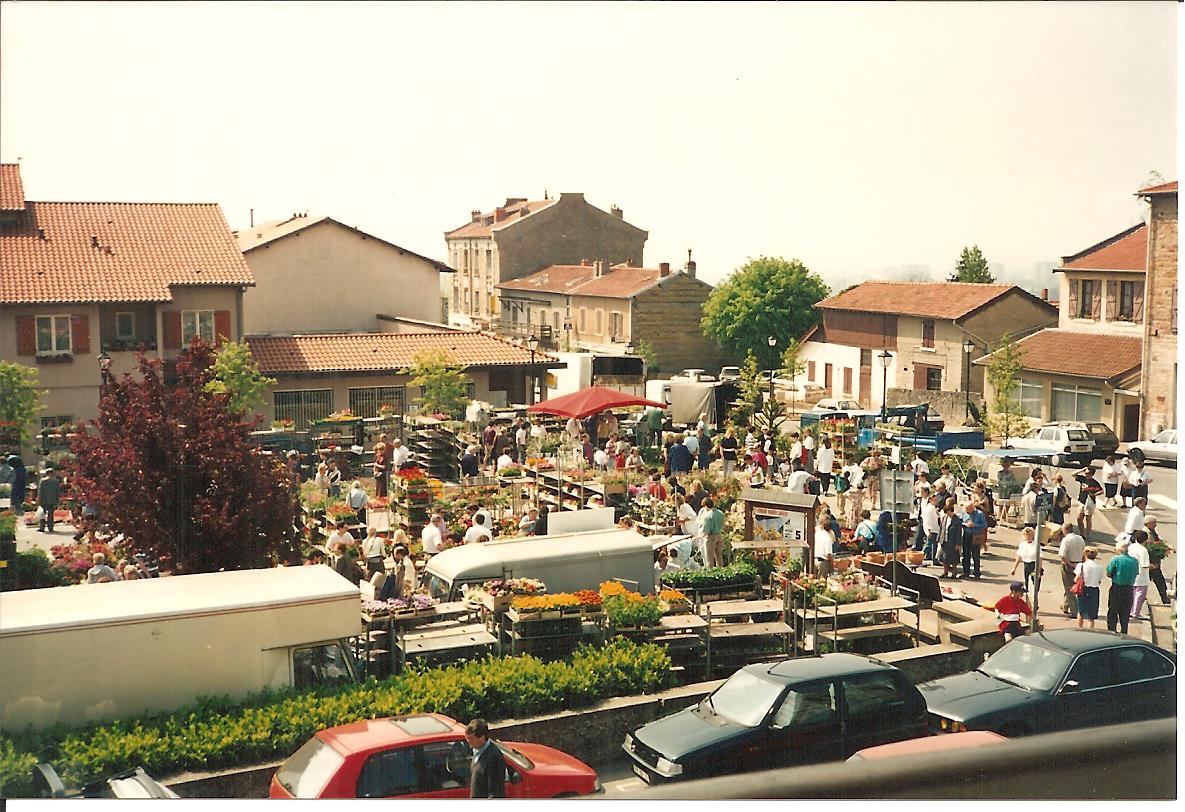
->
xmin=163 ymin=311 xmax=182 ymax=349
xmin=15 ymin=316 xmax=36 ymax=355
xmin=913 ymin=364 xmax=928 ymax=389
xmin=1067 ymin=281 xmax=1079 ymax=318
xmin=1105 ymin=281 xmax=1117 ymax=321
xmin=1133 ymin=282 xmax=1145 ymax=323
xmin=70 ymin=315 xmax=90 ymax=354
xmin=214 ymin=310 xmax=232 ymax=345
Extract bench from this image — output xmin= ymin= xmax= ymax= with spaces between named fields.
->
xmin=898 ymin=609 xmax=942 ymax=643
xmin=873 ymin=642 xmax=972 ymax=682
xmin=816 ymin=622 xmax=907 ymax=642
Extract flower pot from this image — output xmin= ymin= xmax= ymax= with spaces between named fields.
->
xmin=906 ymin=551 xmax=925 ymax=565
xmin=833 ymin=558 xmax=853 ymax=572
xmin=866 ymin=552 xmax=886 ymax=564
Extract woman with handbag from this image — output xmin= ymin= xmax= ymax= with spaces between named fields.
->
xmin=1074 ymin=547 xmax=1105 ymax=628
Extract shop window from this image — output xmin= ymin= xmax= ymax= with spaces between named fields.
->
xmin=1050 ymin=383 xmax=1102 ymax=422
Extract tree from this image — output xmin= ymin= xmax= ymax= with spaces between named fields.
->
xmin=68 ymin=340 xmax=297 ymax=574
xmin=403 ymin=349 xmax=472 ymax=418
xmin=728 ymin=351 xmax=763 ymax=427
xmin=950 ymin=245 xmax=995 ymax=283
xmin=634 ymin=340 xmax=659 ymax=374
xmin=701 ymin=257 xmax=830 ymax=369
xmin=0 ymin=362 xmax=44 ymax=446
xmin=204 ymin=339 xmax=276 ymax=422
xmin=985 ymin=333 xmax=1028 ymax=447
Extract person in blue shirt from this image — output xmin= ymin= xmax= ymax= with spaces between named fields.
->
xmin=875 ymin=510 xmax=896 ymax=555
xmin=960 ymin=500 xmax=988 ymax=579
xmin=667 ymin=434 xmax=694 ymax=476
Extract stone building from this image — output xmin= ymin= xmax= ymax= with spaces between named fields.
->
xmin=1138 ymin=180 xmax=1178 ymax=437
xmin=444 ymin=193 xmax=647 ymax=328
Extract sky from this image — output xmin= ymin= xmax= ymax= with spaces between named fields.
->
xmin=0 ymin=2 xmax=1177 ymax=293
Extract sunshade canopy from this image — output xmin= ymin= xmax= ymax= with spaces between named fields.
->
xmin=526 ymin=386 xmax=666 ymax=419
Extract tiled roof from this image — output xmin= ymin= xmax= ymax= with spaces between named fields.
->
xmin=446 ymin=199 xmax=556 ymax=239
xmin=498 ymin=263 xmax=678 ymax=300
xmin=0 ymin=164 xmax=25 ymax=211
xmin=0 ymin=201 xmax=254 ymax=304
xmin=1059 ymin=223 xmax=1147 ymax=273
xmin=815 ymin=281 xmax=1028 ymax=320
xmin=1137 ymin=180 xmax=1178 ymax=196
xmin=974 ymin=329 xmax=1142 ymax=382
xmin=497 ymin=264 xmax=599 ymax=294
xmin=236 ymin=215 xmax=453 ymax=271
xmin=245 ymin=331 xmax=555 ymax=374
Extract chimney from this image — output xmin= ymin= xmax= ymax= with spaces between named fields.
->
xmin=494 ymin=207 xmax=507 ymax=222
xmin=1041 ymin=288 xmax=1049 ymax=301
xmin=610 ymin=204 xmax=623 ymax=219
xmin=659 ymin=262 xmax=671 ymax=277
xmin=471 ymin=209 xmax=482 ymax=223
xmin=504 ymin=197 xmax=527 ymax=207
xmin=685 ymin=249 xmax=696 ymax=278
xmin=37 ymin=227 xmax=46 ymax=241
xmin=581 ymin=259 xmax=591 ymax=266
xmin=90 ymin=235 xmax=99 ymax=248
xmin=594 ymin=260 xmax=607 ymax=278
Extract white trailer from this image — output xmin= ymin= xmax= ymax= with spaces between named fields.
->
xmin=0 ymin=566 xmax=361 ymax=733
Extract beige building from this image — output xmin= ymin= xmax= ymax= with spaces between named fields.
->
xmin=0 ymin=164 xmax=253 ymax=430
xmin=237 ymin=215 xmax=453 ymax=334
xmin=800 ymin=281 xmax=1058 ymax=412
xmin=496 ymin=256 xmax=725 ymax=372
xmin=445 ymin=193 xmax=647 ymax=328
xmin=1138 ymin=181 xmax=1178 ymax=437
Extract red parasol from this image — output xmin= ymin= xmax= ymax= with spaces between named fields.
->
xmin=526 ymin=386 xmax=666 ymax=419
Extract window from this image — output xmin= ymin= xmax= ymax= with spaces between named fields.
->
xmin=419 ymin=740 xmax=472 ymax=793
xmin=579 ymin=308 xmax=587 ymax=332
xmin=349 ymin=387 xmax=405 ymax=419
xmin=553 ymin=311 xmax=561 ymax=331
xmin=485 ymin=248 xmax=492 ymax=271
xmin=922 ymin=320 xmax=935 ymax=348
xmin=1078 ymin=280 xmax=1097 ymax=319
xmin=292 ymin=642 xmax=353 ymax=691
xmin=181 ymin=310 xmax=215 ymax=344
xmin=275 ymin=736 xmax=346 ymax=799
xmin=843 ymin=367 xmax=853 ymax=394
xmin=860 ymin=349 xmax=872 ymax=367
xmin=843 ymin=673 xmax=909 ymax=719
xmin=1051 ymin=383 xmax=1102 ymax=423
xmin=925 ymin=367 xmax=942 ymax=391
xmin=1113 ymin=646 xmax=1175 ymax=684
xmin=610 ymin=311 xmax=623 ymax=339
xmin=41 ymin=415 xmax=74 ymax=430
xmin=1018 ymin=379 xmax=1043 ymax=418
xmin=273 ymin=390 xmax=333 ymax=430
xmin=356 ymin=747 xmax=418 ymax=798
xmin=36 ymin=315 xmax=71 ymax=354
xmin=1117 ymin=281 xmax=1136 ymax=321
xmin=1038 ymin=427 xmax=1058 ymax=442
xmin=772 ymin=681 xmax=838 ymax=728
xmin=115 ymin=311 xmax=135 ymax=341
xmin=1065 ymin=650 xmax=1113 ymax=691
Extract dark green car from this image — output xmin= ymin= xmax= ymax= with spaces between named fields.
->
xmin=920 ymin=629 xmax=1176 ymax=737
xmin=623 ymin=654 xmax=927 ymax=784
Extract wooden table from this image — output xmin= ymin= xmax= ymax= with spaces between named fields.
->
xmin=701 ymin=599 xmax=784 ymax=618
xmin=793 ymin=595 xmax=913 ymax=619
xmin=659 ymin=614 xmax=708 ymax=631
xmin=708 ymin=621 xmax=793 ymax=639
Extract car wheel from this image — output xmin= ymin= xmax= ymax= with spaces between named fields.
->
xmin=1049 ymin=453 xmax=1062 ymax=468
xmin=998 ymin=722 xmax=1031 ymax=738
xmin=1129 ymin=447 xmax=1145 ymax=465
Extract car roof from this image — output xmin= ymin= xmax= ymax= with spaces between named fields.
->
xmin=319 ymin=714 xmax=464 ymax=755
xmin=758 ymin=653 xmax=895 ymax=682
xmin=850 ymin=731 xmax=1006 ymax=761
xmin=1025 ymin=629 xmax=1173 ymax=657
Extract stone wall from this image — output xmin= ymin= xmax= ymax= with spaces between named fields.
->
xmin=1141 ymin=194 xmax=1178 ymax=437
xmin=886 ymin=388 xmax=984 ymax=427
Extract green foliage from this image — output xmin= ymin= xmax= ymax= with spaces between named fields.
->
xmin=985 ymin=333 xmax=1027 ymax=446
xmin=634 ymin=340 xmax=659 ymax=374
xmin=0 ymin=640 xmax=673 ymax=797
xmin=0 ymin=512 xmax=15 ymax=542
xmin=604 ymin=594 xmax=665 ymax=628
xmin=950 ymin=245 xmax=995 ymax=283
xmin=3 ymin=547 xmax=71 ymax=591
xmin=660 ymin=560 xmax=758 ymax=589
xmin=728 ymin=351 xmax=764 ymax=427
xmin=755 ymin=389 xmax=788 ymax=434
xmin=701 ymin=257 xmax=829 ymax=368
xmin=0 ymin=362 xmax=44 ymax=445
xmin=402 ymin=349 xmax=472 ymax=419
xmin=204 ymin=340 xmax=276 ymax=421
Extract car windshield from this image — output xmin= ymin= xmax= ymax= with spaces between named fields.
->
xmin=705 ymin=670 xmax=785 ymax=727
xmin=424 ymin=573 xmax=451 ymax=601
xmin=979 ymin=639 xmax=1072 ymax=692
xmin=276 ymin=736 xmax=346 ymax=798
xmin=494 ymin=742 xmax=534 ymax=771
xmin=1154 ymin=430 xmax=1175 ymax=443
xmin=1066 ymin=430 xmax=1090 ymax=441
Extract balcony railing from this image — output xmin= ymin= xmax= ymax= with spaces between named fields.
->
xmin=495 ymin=323 xmax=557 ymax=348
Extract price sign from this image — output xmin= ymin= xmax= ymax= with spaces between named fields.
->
xmin=753 ymin=508 xmax=808 ymax=543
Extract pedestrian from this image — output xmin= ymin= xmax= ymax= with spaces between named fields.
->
xmin=645 ymin=405 xmax=665 ymax=449
xmin=646 ymin=471 xmax=667 ymax=501
xmin=1116 ymin=456 xmax=1135 ymax=507
xmin=1074 ymin=547 xmax=1105 ymax=628
xmin=674 ymin=493 xmax=698 ymax=537
xmin=515 ymin=420 xmax=529 ymax=464
xmin=85 ymin=552 xmax=119 ymax=584
xmin=961 ymin=500 xmax=988 ymax=579
xmin=994 ymin=581 xmax=1033 ymax=641
xmin=421 ymin=513 xmax=443 ymax=556
xmin=325 ymin=458 xmax=342 ymax=499
xmin=347 ymin=479 xmax=368 ymax=526
xmin=466 ymin=719 xmax=507 ymax=798
xmin=1127 ymin=529 xmax=1152 ymax=621
xmin=1020 ymin=481 xmax=1041 ymax=530
xmin=1128 ymin=459 xmax=1153 ymax=505
xmin=1057 ymin=522 xmax=1086 ymax=617
xmin=918 ymin=492 xmax=941 ymax=562
xmin=482 ymin=422 xmax=497 ymax=467
xmin=1010 ymin=526 xmax=1041 ymax=596
xmin=1144 ymin=517 xmax=1173 ymax=605
xmin=719 ymin=426 xmax=739 ymax=478
xmin=834 ymin=456 xmax=851 ymax=517
xmin=786 ymin=459 xmax=812 ymax=494
xmin=862 ymin=448 xmax=884 ymax=507
xmin=361 ymin=527 xmax=386 ymax=577
xmin=36 ymin=466 xmax=61 ymax=532
xmin=533 ymin=504 xmax=549 ymax=536
xmin=910 ymin=453 xmax=930 ymax=481
xmin=696 ymin=428 xmax=712 ymax=471
xmin=372 ymin=442 xmax=390 ymax=498
xmin=815 ymin=437 xmax=835 ymax=495
xmin=390 ymin=437 xmax=411 ymax=471
xmin=814 ymin=514 xmax=835 ymax=577
xmin=1074 ymin=466 xmax=1102 ymax=538
xmin=464 ymin=513 xmax=492 ymax=544
xmin=460 ymin=445 xmax=481 ymax=479
xmin=1105 ymin=540 xmax=1139 ymax=634
xmin=1050 ymin=474 xmax=1070 ymax=526
xmin=667 ymin=434 xmax=693 ymax=478
xmin=1100 ymin=454 xmax=1123 ymax=509
xmin=938 ymin=504 xmax=962 ymax=579
xmin=687 ymin=479 xmax=709 ymax=512
xmin=1123 ymin=497 xmax=1147 ymax=536
xmin=698 ymin=497 xmax=725 ymax=568
xmin=846 ymin=482 xmax=866 ymax=529
xmin=995 ymin=458 xmax=1018 ymax=525
xmin=495 ymin=448 xmax=516 ymax=472
xmin=875 ymin=510 xmax=896 ymax=556
xmin=854 ymin=510 xmax=877 ymax=553
xmin=10 ymin=455 xmax=27 ymax=514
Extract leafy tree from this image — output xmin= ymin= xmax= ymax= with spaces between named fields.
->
xmin=204 ymin=339 xmax=276 ymax=422
xmin=728 ymin=351 xmax=763 ymax=427
xmin=403 ymin=349 xmax=472 ymax=418
xmin=68 ymin=339 xmax=296 ymax=574
xmin=701 ymin=257 xmax=830 ymax=368
xmin=634 ymin=339 xmax=659 ymax=374
xmin=0 ymin=361 xmax=44 ymax=445
xmin=950 ymin=245 xmax=995 ymax=283
xmin=985 ymin=333 xmax=1027 ymax=446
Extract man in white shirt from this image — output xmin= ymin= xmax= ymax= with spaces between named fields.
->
xmin=813 ymin=515 xmax=835 ymax=577
xmin=496 ymin=450 xmax=516 ymax=471
xmin=390 ymin=438 xmax=411 ymax=470
xmin=421 ymin=513 xmax=443 ymax=556
xmin=1123 ymin=497 xmax=1146 ymax=536
xmin=565 ymin=417 xmax=581 ymax=437
xmin=463 ymin=514 xmax=492 ymax=544
xmin=1127 ymin=529 xmax=1151 ymax=621
xmin=910 ymin=455 xmax=930 ymax=479
xmin=530 ymin=421 xmax=547 ymax=439
xmin=936 ymin=465 xmax=957 ymax=496
xmin=361 ymin=527 xmax=387 ymax=576
xmin=786 ymin=461 xmax=812 ymax=495
xmin=327 ymin=521 xmax=355 ymax=554
xmin=515 ymin=423 xmax=529 ymax=463
xmin=683 ymin=432 xmax=699 ymax=457
xmin=920 ymin=493 xmax=941 ymax=562
xmin=789 ymin=435 xmax=803 ymax=467
xmin=1057 ymin=523 xmax=1086 ymax=616
xmin=815 ymin=441 xmax=836 ymax=494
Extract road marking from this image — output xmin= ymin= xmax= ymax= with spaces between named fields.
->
xmin=1150 ymin=494 xmax=1177 ymax=511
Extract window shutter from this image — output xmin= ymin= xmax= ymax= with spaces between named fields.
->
xmin=1067 ymin=280 xmax=1079 ymax=318
xmin=1091 ymin=281 xmax=1101 ymax=319
xmin=15 ymin=316 xmax=36 ymax=355
xmin=70 ymin=314 xmax=90 ymax=354
xmin=163 ymin=311 xmax=182 ymax=349
xmin=1133 ymin=282 xmax=1145 ymax=323
xmin=913 ymin=364 xmax=928 ymax=389
xmin=214 ymin=310 xmax=232 ymax=344
xmin=1105 ymin=281 xmax=1117 ymax=321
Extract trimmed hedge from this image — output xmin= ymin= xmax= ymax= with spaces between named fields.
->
xmin=0 ymin=639 xmax=673 ymax=798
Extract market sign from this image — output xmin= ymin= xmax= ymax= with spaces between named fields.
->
xmin=753 ymin=508 xmax=807 ymax=543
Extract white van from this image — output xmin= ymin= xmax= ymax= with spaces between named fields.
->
xmin=423 ymin=528 xmax=659 ymax=601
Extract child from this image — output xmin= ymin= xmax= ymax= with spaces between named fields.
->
xmin=992 ymin=581 xmax=1033 ymax=641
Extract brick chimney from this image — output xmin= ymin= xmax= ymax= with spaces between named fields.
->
xmin=685 ymin=249 xmax=696 ymax=278
xmin=581 ymin=259 xmax=591 ymax=266
xmin=494 ymin=207 xmax=507 ymax=222
xmin=1041 ymin=288 xmax=1049 ymax=301
xmin=610 ymin=204 xmax=624 ymax=219
xmin=594 ymin=260 xmax=607 ymax=278
xmin=659 ymin=262 xmax=671 ymax=278
xmin=470 ymin=209 xmax=482 ymax=223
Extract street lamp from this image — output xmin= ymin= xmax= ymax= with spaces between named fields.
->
xmin=878 ymin=350 xmax=892 ymax=421
xmin=526 ymin=333 xmax=539 ymax=405
xmin=962 ymin=339 xmax=975 ymax=423
xmin=767 ymin=336 xmax=777 ymax=409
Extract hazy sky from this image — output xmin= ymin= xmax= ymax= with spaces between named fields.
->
xmin=1 ymin=2 xmax=1177 ymax=291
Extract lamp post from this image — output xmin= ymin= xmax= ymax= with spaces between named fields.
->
xmin=526 ymin=334 xmax=539 ymax=405
xmin=878 ymin=350 xmax=892 ymax=421
xmin=962 ymin=339 xmax=975 ymax=424
xmin=767 ymin=336 xmax=777 ymax=411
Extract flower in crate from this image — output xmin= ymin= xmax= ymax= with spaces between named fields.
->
xmin=482 ymin=579 xmax=510 ymax=597
xmin=574 ymin=589 xmax=603 ymax=609
xmin=599 ymin=581 xmax=628 ymax=598
xmin=506 ymin=577 xmax=546 ymax=595
xmin=410 ymin=593 xmax=438 ymax=611
xmin=659 ymin=589 xmax=687 ymax=603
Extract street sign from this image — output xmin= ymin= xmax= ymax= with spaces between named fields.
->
xmin=1035 ymin=490 xmax=1053 ymax=511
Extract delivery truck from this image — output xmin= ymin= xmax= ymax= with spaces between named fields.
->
xmin=0 ymin=566 xmax=361 ymax=733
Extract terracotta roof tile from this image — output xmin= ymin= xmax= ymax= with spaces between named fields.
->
xmin=1137 ymin=180 xmax=1177 ymax=196
xmin=975 ymin=329 xmax=1142 ymax=381
xmin=446 ymin=199 xmax=556 ymax=239
xmin=245 ymin=331 xmax=555 ymax=375
xmin=0 ymin=164 xmax=25 ymax=211
xmin=496 ymin=264 xmax=596 ymax=294
xmin=1059 ymin=223 xmax=1147 ymax=273
xmin=1 ymin=201 xmax=254 ymax=304
xmin=498 ymin=263 xmax=676 ymax=300
xmin=815 ymin=281 xmax=1025 ymax=320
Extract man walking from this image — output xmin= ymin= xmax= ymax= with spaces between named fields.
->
xmin=36 ymin=466 xmax=61 ymax=532
xmin=1057 ymin=522 xmax=1086 ymax=617
xmin=698 ymin=497 xmax=725 ymax=568
xmin=1105 ymin=540 xmax=1139 ymax=634
xmin=466 ymin=718 xmax=507 ymax=798
xmin=1127 ymin=529 xmax=1152 ymax=621
xmin=1124 ymin=497 xmax=1147 ymax=536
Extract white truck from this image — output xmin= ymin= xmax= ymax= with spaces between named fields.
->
xmin=0 ymin=566 xmax=361 ymax=733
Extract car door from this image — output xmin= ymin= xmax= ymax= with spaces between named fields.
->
xmin=354 ymin=745 xmax=422 ymax=799
xmin=1111 ymin=645 xmax=1176 ymax=721
xmin=765 ymin=679 xmax=842 ymax=768
xmin=1053 ymin=650 xmax=1118 ymax=731
xmin=413 ymin=739 xmax=473 ymax=799
xmin=839 ymin=671 xmax=921 ymax=756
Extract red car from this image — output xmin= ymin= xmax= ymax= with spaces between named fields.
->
xmin=269 ymin=713 xmax=601 ymax=799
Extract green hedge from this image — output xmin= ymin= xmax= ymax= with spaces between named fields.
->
xmin=0 ymin=639 xmax=673 ymax=798
xmin=661 ymin=560 xmax=758 ymax=589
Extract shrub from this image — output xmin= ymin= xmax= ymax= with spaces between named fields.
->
xmin=3 ymin=547 xmax=71 ymax=591
xmin=603 ymin=593 xmax=664 ymax=628
xmin=0 ymin=640 xmax=673 ymax=797
xmin=660 ymin=560 xmax=758 ymax=589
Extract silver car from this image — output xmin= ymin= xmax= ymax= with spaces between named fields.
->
xmin=1127 ymin=429 xmax=1178 ymax=466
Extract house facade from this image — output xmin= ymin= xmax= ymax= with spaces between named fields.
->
xmin=800 ymin=281 xmax=1058 ymax=412
xmin=0 ymin=164 xmax=253 ymax=429
xmin=1138 ymin=181 xmax=1178 ymax=437
xmin=238 ymin=215 xmax=453 ymax=335
xmin=445 ymin=193 xmax=647 ymax=328
xmin=245 ymin=331 xmax=558 ymax=427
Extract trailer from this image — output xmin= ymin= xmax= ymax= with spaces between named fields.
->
xmin=864 ymin=403 xmax=984 ymax=455
xmin=0 ymin=567 xmax=361 ymax=732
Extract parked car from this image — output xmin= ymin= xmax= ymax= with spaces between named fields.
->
xmin=270 ymin=713 xmax=600 ymax=799
xmin=1127 ymin=429 xmax=1178 ymax=466
xmin=811 ymin=398 xmax=861 ymax=412
xmin=846 ymin=730 xmax=1006 ymax=762
xmin=718 ymin=366 xmax=741 ymax=382
xmin=622 ymin=654 xmax=927 ymax=784
xmin=767 ymin=375 xmax=827 ymax=406
xmin=1006 ymin=423 xmax=1095 ymax=467
xmin=1079 ymin=422 xmax=1120 ymax=459
xmin=920 ymin=630 xmax=1175 ymax=738
xmin=33 ymin=764 xmax=179 ymax=799
xmin=672 ymin=368 xmax=715 ymax=382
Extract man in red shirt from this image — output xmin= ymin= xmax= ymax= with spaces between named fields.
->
xmin=993 ymin=581 xmax=1033 ymax=640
